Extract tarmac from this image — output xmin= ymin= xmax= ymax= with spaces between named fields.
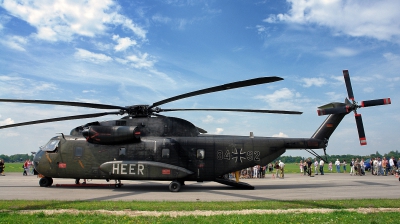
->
xmin=0 ymin=172 xmax=399 ymax=201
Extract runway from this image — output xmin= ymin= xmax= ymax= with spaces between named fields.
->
xmin=0 ymin=172 xmax=399 ymax=201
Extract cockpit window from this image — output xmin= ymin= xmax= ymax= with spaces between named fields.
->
xmin=42 ymin=140 xmax=60 ymax=152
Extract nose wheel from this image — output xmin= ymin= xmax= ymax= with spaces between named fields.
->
xmin=39 ymin=177 xmax=53 ymax=187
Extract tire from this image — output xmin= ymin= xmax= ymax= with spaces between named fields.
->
xmin=169 ymin=181 xmax=181 ymax=192
xmin=39 ymin=177 xmax=52 ymax=187
xmin=75 ymin=179 xmax=80 ymax=184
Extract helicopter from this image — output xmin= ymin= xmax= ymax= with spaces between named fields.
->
xmin=0 ymin=70 xmax=391 ymax=192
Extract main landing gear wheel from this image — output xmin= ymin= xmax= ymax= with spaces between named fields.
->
xmin=169 ymin=181 xmax=181 ymax=192
xmin=39 ymin=177 xmax=53 ymax=187
xmin=75 ymin=179 xmax=80 ymax=184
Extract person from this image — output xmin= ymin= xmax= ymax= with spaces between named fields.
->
xmin=328 ymin=161 xmax=332 ymax=172
xmin=370 ymin=158 xmax=374 ymax=174
xmin=350 ymin=158 xmax=355 ymax=176
xmin=303 ymin=160 xmax=308 ymax=176
xmin=279 ymin=160 xmax=285 ymax=178
xmin=373 ymin=158 xmax=378 ymax=175
xmin=360 ymin=159 xmax=365 ymax=175
xmin=382 ymin=157 xmax=388 ymax=176
xmin=389 ymin=157 xmax=394 ymax=175
xmin=335 ymin=159 xmax=341 ymax=173
xmin=27 ymin=159 xmax=33 ymax=175
xmin=377 ymin=157 xmax=382 ymax=176
xmin=23 ymin=159 xmax=29 ymax=176
xmin=268 ymin=163 xmax=273 ymax=173
xmin=0 ymin=159 xmax=5 ymax=176
xmin=306 ymin=158 xmax=312 ymax=177
xmin=261 ymin=165 xmax=266 ymax=178
xmin=299 ymin=160 xmax=303 ymax=175
xmin=354 ymin=158 xmax=360 ymax=176
xmin=253 ymin=165 xmax=258 ymax=178
xmin=274 ymin=161 xmax=280 ymax=178
xmin=319 ymin=159 xmax=324 ymax=175
xmin=343 ymin=160 xmax=347 ymax=173
xmin=314 ymin=159 xmax=319 ymax=175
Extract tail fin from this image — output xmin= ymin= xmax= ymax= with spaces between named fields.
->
xmin=311 ymin=102 xmax=348 ymax=141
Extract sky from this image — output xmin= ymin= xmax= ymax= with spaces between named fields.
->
xmin=0 ymin=0 xmax=399 ymax=158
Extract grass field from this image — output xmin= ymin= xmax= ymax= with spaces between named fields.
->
xmin=0 ymin=199 xmax=398 ymax=223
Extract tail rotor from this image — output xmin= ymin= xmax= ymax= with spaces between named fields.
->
xmin=317 ymin=70 xmax=391 ymax=146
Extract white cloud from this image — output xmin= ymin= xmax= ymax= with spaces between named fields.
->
xmin=74 ymin=48 xmax=113 ymax=64
xmin=126 ymin=53 xmax=155 ymax=69
xmin=264 ymin=0 xmax=400 ymax=42
xmin=256 ymin=88 xmax=295 ymax=102
xmin=255 ymin=88 xmax=302 ymax=110
xmin=152 ymin=14 xmax=171 ymax=24
xmin=0 ymin=35 xmax=28 ymax=51
xmin=0 ymin=0 xmax=147 ymax=42
xmin=272 ymin=132 xmax=288 ymax=137
xmin=115 ymin=57 xmax=129 ymax=64
xmin=214 ymin=128 xmax=224 ymax=135
xmin=201 ymin=115 xmax=228 ymax=124
xmin=0 ymin=75 xmax=57 ymax=96
xmin=112 ymin=35 xmax=137 ymax=52
xmin=322 ymin=47 xmax=358 ymax=57
xmin=383 ymin=52 xmax=400 ymax=62
xmin=0 ymin=117 xmax=14 ymax=126
xmin=302 ymin=77 xmax=326 ymax=87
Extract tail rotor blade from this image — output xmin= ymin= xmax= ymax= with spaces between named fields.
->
xmin=361 ymin=98 xmax=391 ymax=107
xmin=343 ymin=70 xmax=355 ymax=101
xmin=354 ymin=113 xmax=367 ymax=145
xmin=317 ymin=106 xmax=350 ymax=116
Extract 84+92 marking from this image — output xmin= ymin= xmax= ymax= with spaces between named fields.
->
xmin=216 ymin=149 xmax=260 ymax=163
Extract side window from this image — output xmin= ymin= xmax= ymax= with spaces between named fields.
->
xmin=74 ymin=147 xmax=83 ymax=157
xmin=119 ymin=147 xmax=126 ymax=156
xmin=162 ymin=148 xmax=170 ymax=158
xmin=197 ymin=149 xmax=205 ymax=159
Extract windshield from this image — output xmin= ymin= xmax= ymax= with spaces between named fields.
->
xmin=42 ymin=139 xmax=60 ymax=152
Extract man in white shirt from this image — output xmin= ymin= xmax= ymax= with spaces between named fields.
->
xmin=319 ymin=159 xmax=325 ymax=175
xmin=314 ymin=159 xmax=319 ymax=175
xmin=389 ymin=157 xmax=395 ymax=175
xmin=335 ymin=159 xmax=341 ymax=173
xmin=279 ymin=160 xmax=285 ymax=178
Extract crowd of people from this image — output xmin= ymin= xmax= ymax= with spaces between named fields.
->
xmin=233 ymin=160 xmax=286 ymax=179
xmin=231 ymin=156 xmax=399 ymax=180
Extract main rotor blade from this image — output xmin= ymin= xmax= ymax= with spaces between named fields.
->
xmin=361 ymin=98 xmax=391 ymax=107
xmin=150 ymin=77 xmax=283 ymax=108
xmin=0 ymin=112 xmax=120 ymax=129
xmin=355 ymin=113 xmax=367 ymax=145
xmin=157 ymin=108 xmax=302 ymax=114
xmin=343 ymin=70 xmax=355 ymax=101
xmin=0 ymin=99 xmax=125 ymax=110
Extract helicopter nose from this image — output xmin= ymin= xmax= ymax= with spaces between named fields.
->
xmin=33 ymin=150 xmax=44 ymax=170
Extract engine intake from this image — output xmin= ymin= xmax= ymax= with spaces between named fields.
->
xmin=82 ymin=126 xmax=141 ymax=144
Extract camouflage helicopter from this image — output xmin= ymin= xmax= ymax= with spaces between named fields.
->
xmin=0 ymin=70 xmax=391 ymax=192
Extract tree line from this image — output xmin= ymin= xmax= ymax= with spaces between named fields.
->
xmin=0 ymin=154 xmax=34 ymax=163
xmin=277 ymin=150 xmax=400 ymax=163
